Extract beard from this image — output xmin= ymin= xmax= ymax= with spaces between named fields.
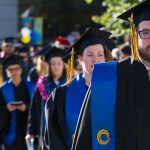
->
xmin=139 ymin=45 xmax=150 ymax=62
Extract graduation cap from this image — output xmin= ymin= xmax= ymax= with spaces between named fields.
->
xmin=65 ymin=27 xmax=112 ymax=83
xmin=33 ymin=44 xmax=52 ymax=58
xmin=66 ymin=27 xmax=111 ymax=57
xmin=2 ymin=55 xmax=24 ymax=69
xmin=44 ymin=47 xmax=65 ymax=63
xmin=1 ymin=37 xmax=18 ymax=50
xmin=1 ymin=37 xmax=18 ymax=43
xmin=118 ymin=0 xmax=150 ymax=61
xmin=118 ymin=0 xmax=150 ymax=27
xmin=18 ymin=46 xmax=29 ymax=54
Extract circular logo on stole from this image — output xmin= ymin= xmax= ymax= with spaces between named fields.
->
xmin=97 ymin=129 xmax=110 ymax=145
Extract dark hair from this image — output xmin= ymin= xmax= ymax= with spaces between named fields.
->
xmin=120 ymin=45 xmax=131 ymax=55
xmin=48 ymin=57 xmax=66 ymax=82
xmin=103 ymin=46 xmax=113 ymax=62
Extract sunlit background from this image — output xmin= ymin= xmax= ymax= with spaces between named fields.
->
xmin=0 ymin=0 xmax=142 ymax=45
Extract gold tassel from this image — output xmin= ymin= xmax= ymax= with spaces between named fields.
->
xmin=67 ymin=48 xmax=75 ymax=83
xmin=69 ymin=48 xmax=75 ymax=81
xmin=0 ymin=64 xmax=3 ymax=85
xmin=40 ymin=56 xmax=46 ymax=77
xmin=67 ymin=59 xmax=71 ymax=83
xmin=129 ymin=14 xmax=139 ymax=61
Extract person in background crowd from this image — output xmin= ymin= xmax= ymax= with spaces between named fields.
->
xmin=111 ymin=47 xmax=120 ymax=60
xmin=27 ymin=45 xmax=51 ymax=84
xmin=0 ymin=37 xmax=16 ymax=60
xmin=18 ymin=46 xmax=34 ymax=80
xmin=67 ymin=31 xmax=81 ymax=44
xmin=0 ymin=55 xmax=35 ymax=150
xmin=118 ymin=43 xmax=131 ymax=60
xmin=54 ymin=36 xmax=70 ymax=49
xmin=0 ymin=37 xmax=17 ymax=82
xmin=26 ymin=47 xmax=66 ymax=150
xmin=112 ymin=43 xmax=131 ymax=61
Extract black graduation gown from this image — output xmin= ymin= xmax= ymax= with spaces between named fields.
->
xmin=27 ymin=88 xmax=42 ymax=144
xmin=27 ymin=67 xmax=39 ymax=84
xmin=72 ymin=58 xmax=150 ymax=150
xmin=0 ymin=91 xmax=10 ymax=143
xmin=43 ymin=85 xmax=68 ymax=150
xmin=43 ymin=73 xmax=89 ymax=150
xmin=27 ymin=77 xmax=66 ymax=148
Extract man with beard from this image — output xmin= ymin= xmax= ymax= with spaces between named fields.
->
xmin=72 ymin=1 xmax=150 ymax=150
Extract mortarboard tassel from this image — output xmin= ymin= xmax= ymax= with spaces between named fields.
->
xmin=129 ymin=14 xmax=139 ymax=61
xmin=67 ymin=59 xmax=71 ymax=83
xmin=40 ymin=56 xmax=46 ymax=77
xmin=67 ymin=48 xmax=75 ymax=83
xmin=0 ymin=64 xmax=3 ymax=85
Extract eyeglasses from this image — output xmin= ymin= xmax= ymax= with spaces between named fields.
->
xmin=7 ymin=66 xmax=21 ymax=72
xmin=138 ymin=29 xmax=150 ymax=39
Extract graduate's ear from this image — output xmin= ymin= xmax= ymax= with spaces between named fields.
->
xmin=5 ymin=69 xmax=11 ymax=78
xmin=78 ymin=55 xmax=82 ymax=66
xmin=20 ymin=67 xmax=23 ymax=73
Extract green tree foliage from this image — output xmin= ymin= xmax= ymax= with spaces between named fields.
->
xmin=85 ymin=0 xmax=142 ymax=37
xmin=84 ymin=0 xmax=94 ymax=4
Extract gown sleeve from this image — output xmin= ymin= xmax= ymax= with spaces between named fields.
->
xmin=27 ymin=88 xmax=42 ymax=137
xmin=0 ymin=88 xmax=10 ymax=143
xmin=43 ymin=85 xmax=68 ymax=150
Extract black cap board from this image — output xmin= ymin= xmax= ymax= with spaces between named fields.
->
xmin=118 ymin=0 xmax=150 ymax=27
xmin=66 ymin=27 xmax=111 ymax=57
xmin=2 ymin=55 xmax=24 ymax=69
xmin=44 ymin=47 xmax=65 ymax=63
xmin=1 ymin=37 xmax=18 ymax=43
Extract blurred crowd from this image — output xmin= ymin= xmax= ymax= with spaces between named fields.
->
xmin=0 ymin=27 xmax=131 ymax=150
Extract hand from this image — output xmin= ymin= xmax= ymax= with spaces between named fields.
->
xmin=6 ymin=103 xmax=17 ymax=112
xmin=25 ymin=134 xmax=34 ymax=141
xmin=25 ymin=134 xmax=35 ymax=148
xmin=16 ymin=104 xmax=27 ymax=112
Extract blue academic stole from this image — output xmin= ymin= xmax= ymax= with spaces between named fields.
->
xmin=65 ymin=74 xmax=87 ymax=148
xmin=45 ymin=77 xmax=66 ymax=95
xmin=91 ymin=61 xmax=117 ymax=150
xmin=2 ymin=80 xmax=35 ymax=145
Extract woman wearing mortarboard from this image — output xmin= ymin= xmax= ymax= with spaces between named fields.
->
xmin=26 ymin=47 xmax=66 ymax=150
xmin=72 ymin=1 xmax=150 ymax=150
xmin=43 ymin=27 xmax=113 ymax=150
